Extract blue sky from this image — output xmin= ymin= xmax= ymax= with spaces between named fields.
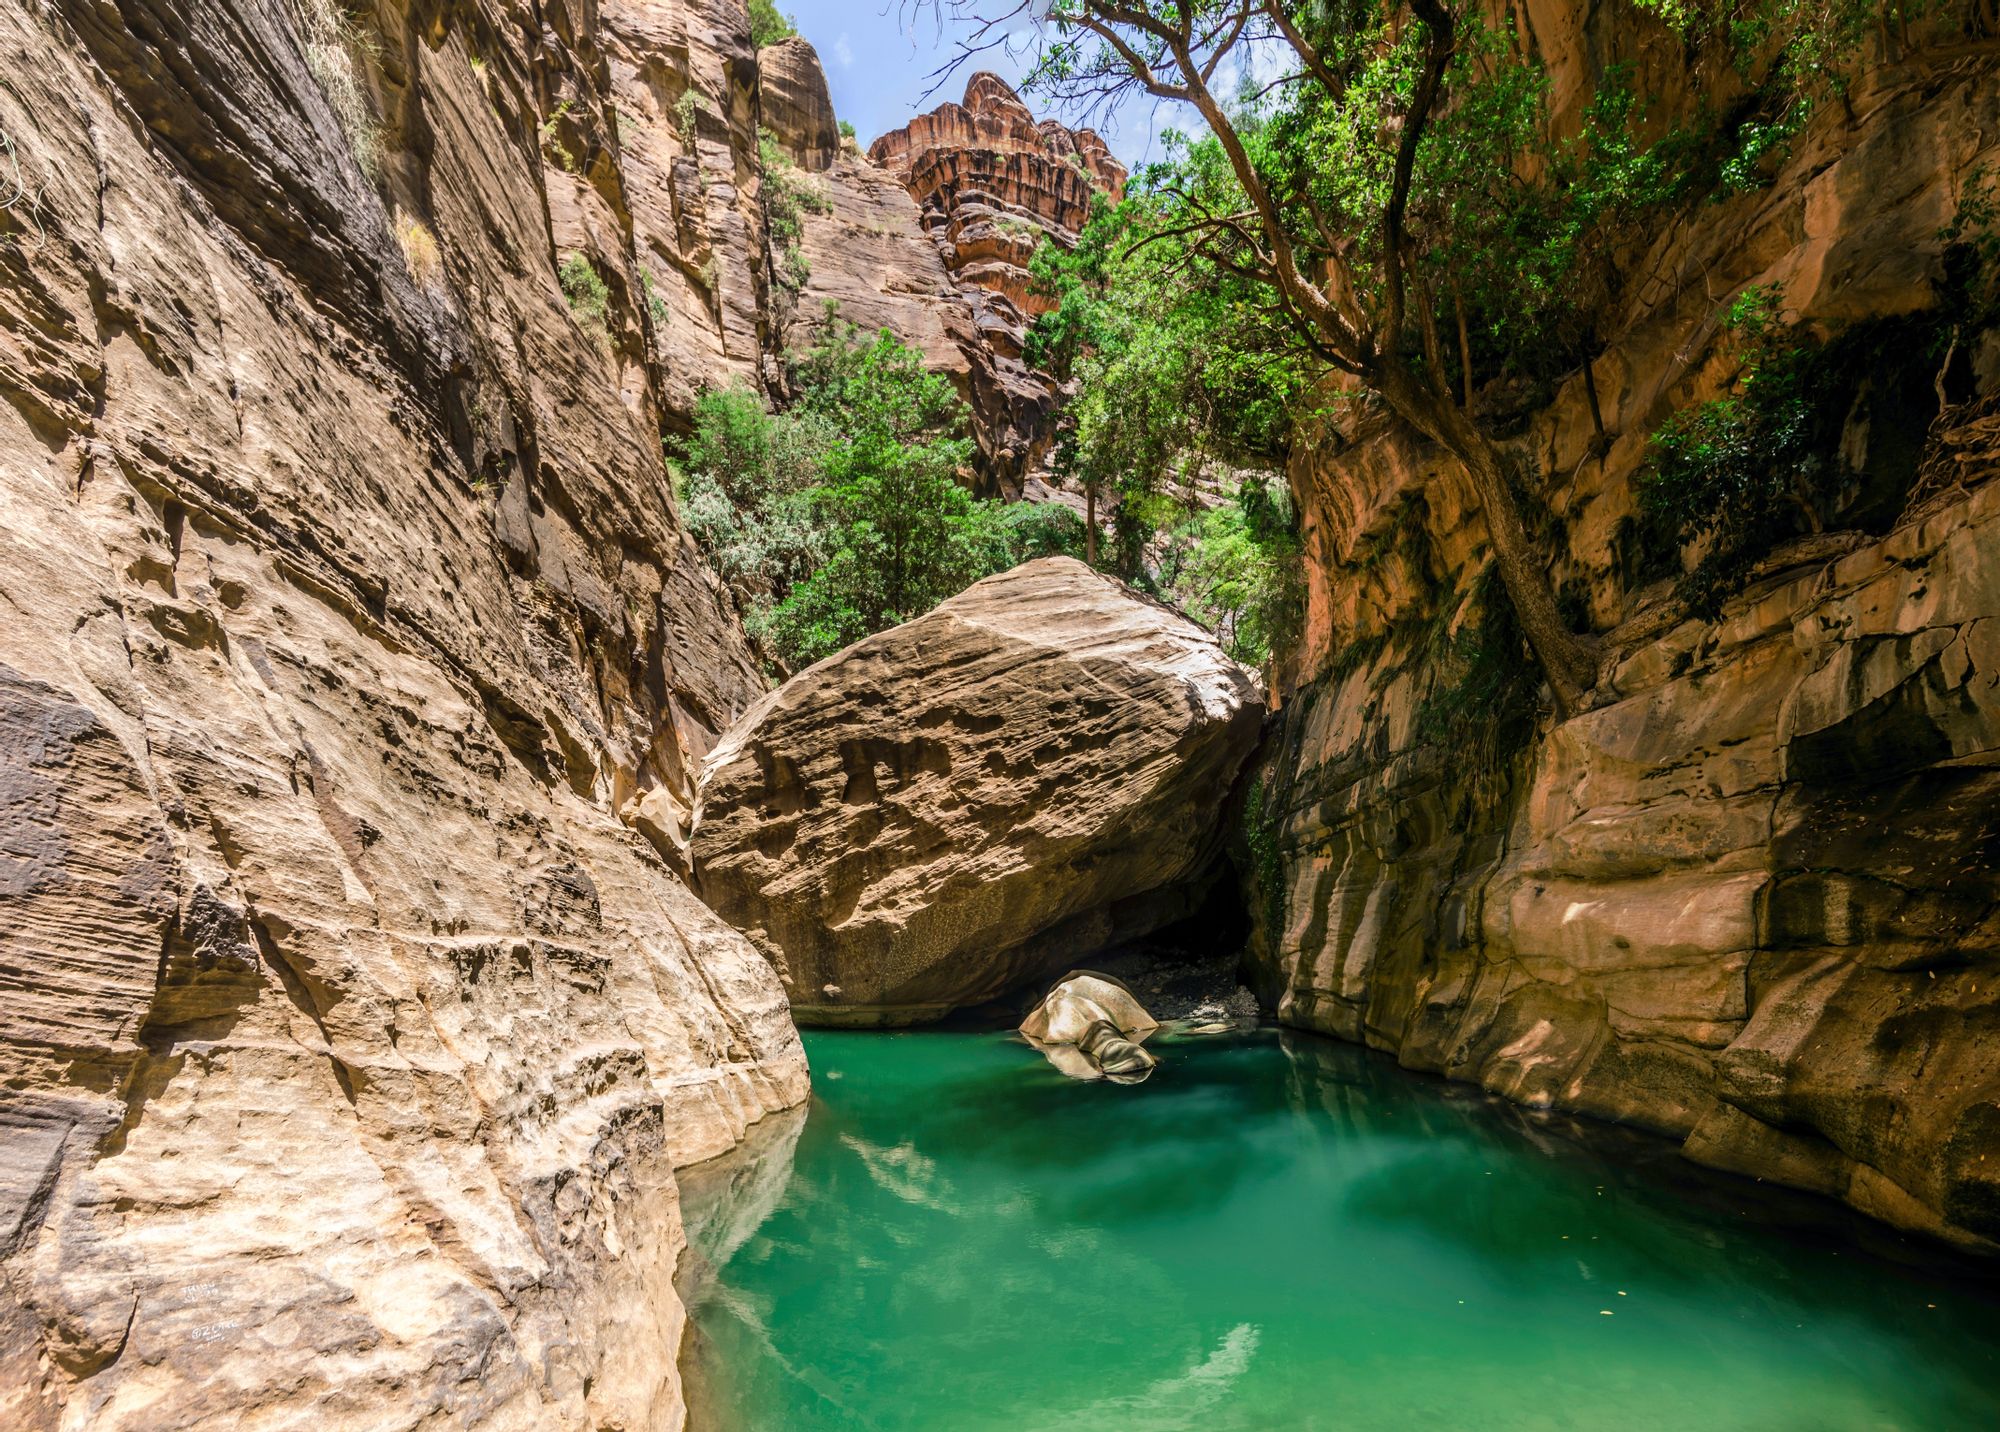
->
xmin=782 ymin=0 xmax=1193 ymax=168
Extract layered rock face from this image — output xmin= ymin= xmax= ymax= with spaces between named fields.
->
xmin=606 ymin=0 xmax=777 ymax=416
xmin=755 ymin=41 xmax=981 ymax=401
xmin=1249 ymin=11 xmax=2000 ymax=1251
xmin=757 ymin=36 xmax=838 ymax=171
xmin=868 ymin=74 xmax=1128 ymax=495
xmin=691 ymin=559 xmax=1264 ymax=1025
xmin=0 ymin=2 xmax=807 ymax=1428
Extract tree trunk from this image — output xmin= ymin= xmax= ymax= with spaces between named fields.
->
xmin=1378 ymin=366 xmax=1598 ymax=716
xmin=1085 ymin=487 xmax=1099 ymax=566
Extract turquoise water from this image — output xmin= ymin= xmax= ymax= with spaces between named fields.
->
xmin=680 ymin=1028 xmax=2000 ymax=1431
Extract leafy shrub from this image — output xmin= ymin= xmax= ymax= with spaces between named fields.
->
xmin=674 ymin=90 xmax=705 ymax=143
xmin=748 ymin=0 xmax=796 ymax=47
xmin=641 ymin=269 xmax=671 ymax=328
xmin=558 ymin=253 xmax=611 ymax=346
xmin=1154 ymin=477 xmax=1305 ymax=670
xmin=759 ymin=128 xmax=832 ymax=294
xmin=539 ymin=99 xmax=580 ymax=173
xmin=838 ymin=119 xmax=856 ymax=140
xmin=679 ymin=324 xmax=1040 ymax=672
xmin=1636 ymin=287 xmax=1951 ymax=615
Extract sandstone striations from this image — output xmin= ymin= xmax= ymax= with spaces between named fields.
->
xmin=868 ymin=73 xmax=1128 ymax=495
xmin=1245 ymin=11 xmax=2000 ymax=1252
xmin=758 ymin=39 xmax=980 ymax=403
xmin=606 ymin=0 xmax=775 ymax=416
xmin=690 ymin=558 xmax=1263 ymax=1025
xmin=756 ymin=36 xmax=839 ymax=173
xmin=0 ymin=2 xmax=807 ymax=1428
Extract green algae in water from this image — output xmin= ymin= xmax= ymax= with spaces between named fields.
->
xmin=680 ymin=1029 xmax=2000 ymax=1430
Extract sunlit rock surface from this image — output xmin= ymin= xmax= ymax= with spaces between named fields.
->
xmin=866 ymin=73 xmax=1127 ymax=495
xmin=0 ymin=2 xmax=806 ymax=1427
xmin=691 ymin=558 xmax=1264 ymax=1025
xmin=1247 ymin=9 xmax=2000 ymax=1253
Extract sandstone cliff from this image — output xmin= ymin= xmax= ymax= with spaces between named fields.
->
xmin=1246 ymin=7 xmax=2000 ymax=1252
xmin=868 ymin=72 xmax=1128 ymax=496
xmin=0 ymin=2 xmax=808 ymax=1427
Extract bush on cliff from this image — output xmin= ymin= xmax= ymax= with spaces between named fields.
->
xmin=678 ymin=324 xmax=1049 ymax=671
xmin=748 ymin=0 xmax=796 ymax=48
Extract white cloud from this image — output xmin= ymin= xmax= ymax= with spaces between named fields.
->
xmin=834 ymin=33 xmax=854 ymax=68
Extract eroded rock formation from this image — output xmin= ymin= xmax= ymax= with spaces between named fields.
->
xmin=690 ymin=558 xmax=1264 ymax=1025
xmin=1246 ymin=11 xmax=2000 ymax=1252
xmin=606 ymin=0 xmax=776 ymax=416
xmin=757 ymin=35 xmax=838 ymax=172
xmin=0 ymin=2 xmax=806 ymax=1427
xmin=868 ymin=73 xmax=1128 ymax=495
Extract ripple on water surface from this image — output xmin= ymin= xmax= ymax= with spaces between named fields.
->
xmin=679 ymin=1028 xmax=2000 ymax=1431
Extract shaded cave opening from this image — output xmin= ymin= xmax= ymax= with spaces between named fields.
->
xmin=940 ymin=870 xmax=1256 ymax=1031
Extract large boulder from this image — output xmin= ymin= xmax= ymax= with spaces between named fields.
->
xmin=691 ymin=558 xmax=1265 ymax=1024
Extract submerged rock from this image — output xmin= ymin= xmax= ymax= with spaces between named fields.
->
xmin=1020 ymin=972 xmax=1161 ymax=1084
xmin=691 ymin=557 xmax=1265 ymax=1024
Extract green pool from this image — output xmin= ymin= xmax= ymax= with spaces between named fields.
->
xmin=679 ymin=1028 xmax=2000 ymax=1430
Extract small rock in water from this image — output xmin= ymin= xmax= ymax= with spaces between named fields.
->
xmin=1020 ymin=971 xmax=1161 ymax=1084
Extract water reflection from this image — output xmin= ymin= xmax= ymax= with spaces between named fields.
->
xmin=683 ymin=1027 xmax=2000 ymax=1432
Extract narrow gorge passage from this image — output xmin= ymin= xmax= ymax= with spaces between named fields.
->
xmin=680 ymin=1029 xmax=2000 ymax=1431
xmin=6 ymin=0 xmax=2000 ymax=1426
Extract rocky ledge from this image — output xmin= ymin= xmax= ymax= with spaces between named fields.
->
xmin=690 ymin=558 xmax=1264 ymax=1024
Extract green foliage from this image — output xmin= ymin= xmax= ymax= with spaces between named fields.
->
xmin=1939 ymin=166 xmax=2000 ymax=332
xmin=1636 ymin=284 xmax=1961 ymax=615
xmin=1413 ymin=571 xmax=1541 ymax=773
xmin=838 ymin=119 xmax=857 ymax=140
xmin=540 ymin=99 xmax=580 ymax=173
xmin=678 ymin=324 xmax=1055 ymax=671
xmin=997 ymin=502 xmax=1090 ymax=562
xmin=1238 ymin=773 xmax=1288 ymax=947
xmin=1028 ymin=190 xmax=1308 ymax=572
xmin=759 ymin=128 xmax=832 ymax=293
xmin=1639 ymin=289 xmax=1825 ymax=613
xmin=641 ymin=268 xmax=671 ymax=328
xmin=748 ymin=0 xmax=797 ymax=47
xmin=1154 ymin=478 xmax=1306 ymax=669
xmin=558 ymin=253 xmax=611 ymax=346
xmin=677 ymin=385 xmax=833 ymax=607
xmin=674 ymin=89 xmax=704 ymax=142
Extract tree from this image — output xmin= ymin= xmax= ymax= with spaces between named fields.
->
xmin=958 ymin=0 xmax=1603 ymax=711
xmin=1029 ymin=188 xmax=1306 ymax=579
xmin=941 ymin=0 xmax=1932 ymax=713
xmin=748 ymin=0 xmax=797 ymax=48
xmin=677 ymin=322 xmax=1054 ymax=670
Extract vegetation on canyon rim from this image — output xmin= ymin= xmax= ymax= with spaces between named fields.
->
xmin=936 ymin=0 xmax=1989 ymax=711
xmin=678 ymin=290 xmax=1306 ymax=670
xmin=687 ymin=0 xmax=1996 ymax=687
xmin=676 ymin=321 xmax=1087 ymax=670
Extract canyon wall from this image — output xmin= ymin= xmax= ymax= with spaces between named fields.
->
xmin=0 ymin=2 xmax=809 ymax=1428
xmin=869 ymin=73 xmax=1128 ymax=496
xmin=1248 ymin=6 xmax=2000 ymax=1252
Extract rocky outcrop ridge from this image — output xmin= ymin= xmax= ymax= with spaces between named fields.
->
xmin=690 ymin=558 xmax=1263 ymax=1025
xmin=868 ymin=73 xmax=1128 ymax=495
xmin=0 ymin=2 xmax=807 ymax=1427
xmin=1249 ymin=12 xmax=2000 ymax=1252
xmin=757 ymin=36 xmax=839 ymax=172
